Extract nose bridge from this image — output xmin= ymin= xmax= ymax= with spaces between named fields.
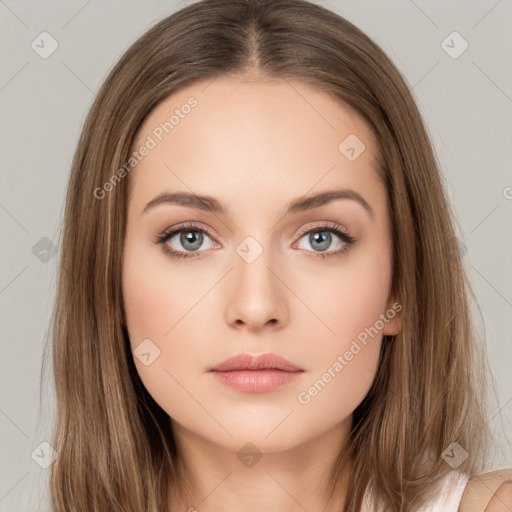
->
xmin=224 ymin=232 xmax=288 ymax=329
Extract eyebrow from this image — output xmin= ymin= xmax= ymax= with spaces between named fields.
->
xmin=142 ymin=188 xmax=374 ymax=219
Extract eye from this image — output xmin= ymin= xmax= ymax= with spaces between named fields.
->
xmin=294 ymin=222 xmax=357 ymax=259
xmin=154 ymin=221 xmax=357 ymax=261
xmin=154 ymin=222 xmax=219 ymax=260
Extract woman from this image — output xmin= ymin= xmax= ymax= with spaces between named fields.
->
xmin=45 ymin=0 xmax=512 ymax=510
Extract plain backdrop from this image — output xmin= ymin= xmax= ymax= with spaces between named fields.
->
xmin=1 ymin=0 xmax=511 ymax=510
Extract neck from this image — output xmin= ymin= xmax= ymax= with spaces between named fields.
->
xmin=167 ymin=417 xmax=354 ymax=512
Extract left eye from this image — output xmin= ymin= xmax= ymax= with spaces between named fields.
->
xmin=294 ymin=227 xmax=354 ymax=255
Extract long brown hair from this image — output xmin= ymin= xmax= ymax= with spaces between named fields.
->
xmin=42 ymin=0 xmax=499 ymax=510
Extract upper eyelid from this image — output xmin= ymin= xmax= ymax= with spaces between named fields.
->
xmin=296 ymin=220 xmax=351 ymax=237
xmin=163 ymin=221 xmax=349 ymax=240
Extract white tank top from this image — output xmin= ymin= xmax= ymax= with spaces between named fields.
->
xmin=361 ymin=470 xmax=470 ymax=511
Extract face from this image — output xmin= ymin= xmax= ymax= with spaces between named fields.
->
xmin=121 ymin=75 xmax=401 ymax=455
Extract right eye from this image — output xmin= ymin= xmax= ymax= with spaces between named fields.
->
xmin=155 ymin=222 xmax=220 ymax=260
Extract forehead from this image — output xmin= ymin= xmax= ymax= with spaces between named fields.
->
xmin=128 ymin=76 xmax=383 ymax=214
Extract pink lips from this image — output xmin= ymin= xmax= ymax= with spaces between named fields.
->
xmin=208 ymin=353 xmax=304 ymax=392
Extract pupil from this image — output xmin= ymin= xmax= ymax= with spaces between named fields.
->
xmin=310 ymin=231 xmax=331 ymax=252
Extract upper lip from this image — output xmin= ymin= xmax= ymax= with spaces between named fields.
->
xmin=209 ymin=353 xmax=304 ymax=372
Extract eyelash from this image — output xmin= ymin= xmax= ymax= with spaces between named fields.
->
xmin=154 ymin=221 xmax=357 ymax=261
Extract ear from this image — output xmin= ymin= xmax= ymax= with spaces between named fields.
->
xmin=382 ymin=295 xmax=403 ymax=336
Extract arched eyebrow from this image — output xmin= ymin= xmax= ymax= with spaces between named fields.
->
xmin=286 ymin=188 xmax=374 ymax=219
xmin=142 ymin=187 xmax=374 ymax=220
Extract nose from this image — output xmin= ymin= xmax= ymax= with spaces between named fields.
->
xmin=224 ymin=247 xmax=289 ymax=332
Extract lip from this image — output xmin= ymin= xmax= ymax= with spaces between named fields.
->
xmin=208 ymin=353 xmax=305 ymax=393
xmin=209 ymin=353 xmax=304 ymax=372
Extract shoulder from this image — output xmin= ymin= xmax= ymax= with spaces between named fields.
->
xmin=458 ymin=468 xmax=512 ymax=512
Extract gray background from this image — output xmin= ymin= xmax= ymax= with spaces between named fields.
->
xmin=1 ymin=0 xmax=511 ymax=510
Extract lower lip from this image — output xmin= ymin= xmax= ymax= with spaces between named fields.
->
xmin=209 ymin=369 xmax=304 ymax=392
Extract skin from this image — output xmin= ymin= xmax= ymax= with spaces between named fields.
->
xmin=122 ymin=75 xmax=402 ymax=511
xmin=458 ymin=469 xmax=512 ymax=512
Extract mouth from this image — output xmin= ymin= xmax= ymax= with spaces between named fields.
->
xmin=208 ymin=353 xmax=305 ymax=392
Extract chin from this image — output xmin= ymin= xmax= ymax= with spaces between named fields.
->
xmin=208 ymin=419 xmax=314 ymax=454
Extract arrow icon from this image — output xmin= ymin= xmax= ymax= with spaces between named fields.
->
xmin=31 ymin=31 xmax=59 ymax=59
xmin=444 ymin=449 xmax=455 ymax=458
xmin=32 ymin=236 xmax=57 ymax=263
xmin=440 ymin=31 xmax=468 ymax=59
xmin=237 ymin=442 xmax=263 ymax=467
xmin=31 ymin=441 xmax=58 ymax=468
xmin=134 ymin=339 xmax=160 ymax=366
xmin=236 ymin=236 xmax=263 ymax=263
xmin=441 ymin=441 xmax=468 ymax=468
xmin=338 ymin=134 xmax=365 ymax=161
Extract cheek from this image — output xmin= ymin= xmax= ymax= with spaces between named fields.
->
xmin=122 ymin=244 xmax=205 ymax=343
xmin=122 ymin=252 xmax=188 ymax=418
xmin=121 ymin=244 xmax=215 ymax=409
xmin=300 ymin=244 xmax=390 ymax=398
xmin=295 ymin=268 xmax=388 ymax=420
xmin=295 ymin=344 xmax=380 ymax=427
xmin=310 ymin=244 xmax=391 ymax=348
